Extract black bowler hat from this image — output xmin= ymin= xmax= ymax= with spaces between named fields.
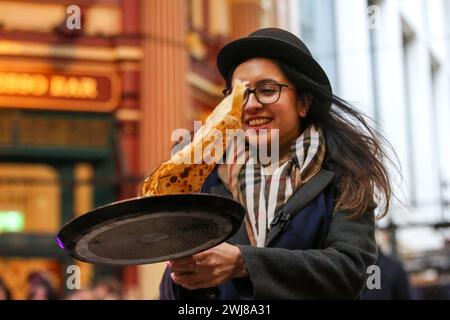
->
xmin=217 ymin=28 xmax=332 ymax=102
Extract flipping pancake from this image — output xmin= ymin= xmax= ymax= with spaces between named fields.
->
xmin=140 ymin=79 xmax=247 ymax=196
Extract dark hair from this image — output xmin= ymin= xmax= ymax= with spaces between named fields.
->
xmin=0 ymin=278 xmax=12 ymax=300
xmin=226 ymin=59 xmax=396 ymax=219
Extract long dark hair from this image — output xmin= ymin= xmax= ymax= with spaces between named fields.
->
xmin=226 ymin=59 xmax=396 ymax=219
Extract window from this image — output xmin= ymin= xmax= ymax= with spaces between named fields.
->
xmin=0 ymin=164 xmax=60 ymax=233
xmin=299 ymin=0 xmax=338 ymax=90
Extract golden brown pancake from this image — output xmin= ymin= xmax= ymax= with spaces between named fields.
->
xmin=140 ymin=79 xmax=247 ymax=196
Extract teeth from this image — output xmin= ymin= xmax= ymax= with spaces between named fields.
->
xmin=248 ymin=118 xmax=271 ymax=126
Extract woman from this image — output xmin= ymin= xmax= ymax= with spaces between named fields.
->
xmin=160 ymin=28 xmax=393 ymax=300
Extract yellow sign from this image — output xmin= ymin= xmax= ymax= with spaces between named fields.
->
xmin=0 ymin=61 xmax=120 ymax=112
xmin=0 ymin=72 xmax=100 ymax=99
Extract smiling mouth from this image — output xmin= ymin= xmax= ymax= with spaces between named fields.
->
xmin=246 ymin=117 xmax=273 ymax=126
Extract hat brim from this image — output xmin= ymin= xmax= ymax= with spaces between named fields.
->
xmin=217 ymin=37 xmax=332 ymax=98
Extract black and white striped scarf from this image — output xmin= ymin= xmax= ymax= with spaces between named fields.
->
xmin=218 ymin=124 xmax=326 ymax=247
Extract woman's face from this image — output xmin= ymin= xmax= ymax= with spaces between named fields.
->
xmin=231 ymin=58 xmax=309 ymax=156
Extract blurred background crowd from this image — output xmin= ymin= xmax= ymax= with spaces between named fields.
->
xmin=0 ymin=0 xmax=450 ymax=300
xmin=1 ymin=271 xmax=123 ymax=300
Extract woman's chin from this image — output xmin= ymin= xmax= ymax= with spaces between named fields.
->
xmin=242 ymin=124 xmax=280 ymax=158
xmin=245 ymin=133 xmax=274 ymax=152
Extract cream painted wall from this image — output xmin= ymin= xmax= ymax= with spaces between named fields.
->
xmin=0 ymin=1 xmax=66 ymax=32
xmin=139 ymin=263 xmax=166 ymax=300
xmin=0 ymin=1 xmax=122 ymax=35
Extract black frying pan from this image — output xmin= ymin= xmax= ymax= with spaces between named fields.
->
xmin=56 ymin=193 xmax=245 ymax=266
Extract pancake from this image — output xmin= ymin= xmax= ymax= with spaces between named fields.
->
xmin=140 ymin=79 xmax=247 ymax=196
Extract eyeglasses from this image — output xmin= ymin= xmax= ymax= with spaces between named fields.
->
xmin=222 ymin=83 xmax=290 ymax=105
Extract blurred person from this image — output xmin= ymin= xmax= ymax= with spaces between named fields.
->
xmin=360 ymin=248 xmax=413 ymax=300
xmin=27 ymin=271 xmax=60 ymax=300
xmin=159 ymin=28 xmax=395 ymax=300
xmin=93 ymin=277 xmax=122 ymax=300
xmin=65 ymin=289 xmax=96 ymax=300
xmin=0 ymin=278 xmax=12 ymax=300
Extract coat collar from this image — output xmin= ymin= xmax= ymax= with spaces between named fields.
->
xmin=264 ymin=169 xmax=335 ymax=246
xmin=206 ymin=168 xmax=336 ymax=247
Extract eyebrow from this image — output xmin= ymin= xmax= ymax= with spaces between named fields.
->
xmin=254 ymin=78 xmax=280 ymax=86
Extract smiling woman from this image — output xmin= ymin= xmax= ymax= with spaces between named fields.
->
xmin=231 ymin=58 xmax=308 ymax=158
xmin=160 ymin=27 xmax=395 ymax=300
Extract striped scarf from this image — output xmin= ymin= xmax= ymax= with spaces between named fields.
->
xmin=218 ymin=124 xmax=326 ymax=247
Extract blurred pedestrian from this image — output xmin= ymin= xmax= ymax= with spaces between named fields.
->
xmin=27 ymin=271 xmax=60 ymax=300
xmin=0 ymin=278 xmax=12 ymax=300
xmin=65 ymin=289 xmax=96 ymax=300
xmin=361 ymin=248 xmax=413 ymax=300
xmin=93 ymin=277 xmax=122 ymax=300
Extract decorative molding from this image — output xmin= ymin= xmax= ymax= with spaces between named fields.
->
xmin=115 ymin=108 xmax=141 ymax=122
xmin=0 ymin=40 xmax=142 ymax=61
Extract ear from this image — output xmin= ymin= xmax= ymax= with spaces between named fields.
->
xmin=297 ymin=94 xmax=312 ymax=118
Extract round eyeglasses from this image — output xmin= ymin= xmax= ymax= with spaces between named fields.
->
xmin=223 ymin=83 xmax=290 ymax=105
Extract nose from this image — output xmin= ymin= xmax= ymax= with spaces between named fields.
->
xmin=244 ymin=92 xmax=263 ymax=113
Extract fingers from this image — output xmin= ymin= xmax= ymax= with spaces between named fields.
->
xmin=169 ymin=250 xmax=214 ymax=274
xmin=170 ymin=260 xmax=200 ymax=274
xmin=171 ymin=261 xmax=228 ymax=290
xmin=168 ymin=244 xmax=238 ymax=290
xmin=169 ymin=255 xmax=196 ymax=265
xmin=191 ymin=250 xmax=211 ymax=261
xmin=168 ymin=256 xmax=195 ymax=274
xmin=171 ymin=270 xmax=218 ymax=290
xmin=170 ymin=243 xmax=229 ymax=266
xmin=170 ymin=258 xmax=217 ymax=289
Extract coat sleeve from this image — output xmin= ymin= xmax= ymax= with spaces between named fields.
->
xmin=234 ymin=210 xmax=378 ymax=299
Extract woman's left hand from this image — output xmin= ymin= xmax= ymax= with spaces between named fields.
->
xmin=169 ymin=243 xmax=247 ymax=290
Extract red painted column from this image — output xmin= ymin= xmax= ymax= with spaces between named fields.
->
xmin=229 ymin=0 xmax=263 ymax=39
xmin=139 ymin=0 xmax=190 ymax=299
xmin=118 ymin=0 xmax=141 ymax=299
